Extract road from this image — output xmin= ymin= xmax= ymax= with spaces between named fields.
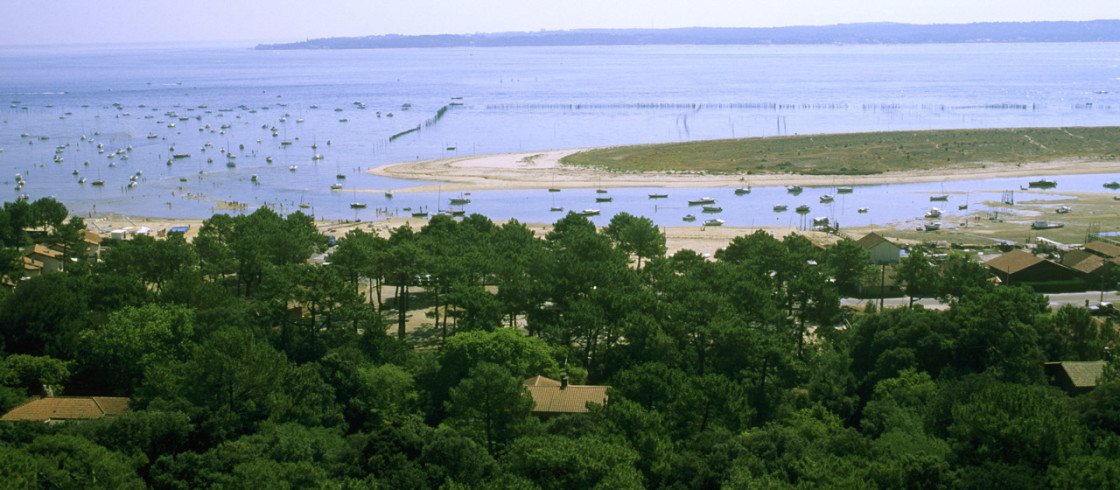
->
xmin=841 ymin=290 xmax=1120 ymax=311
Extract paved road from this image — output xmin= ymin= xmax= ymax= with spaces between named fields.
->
xmin=841 ymin=290 xmax=1120 ymax=311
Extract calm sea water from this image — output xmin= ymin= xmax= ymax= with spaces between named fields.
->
xmin=0 ymin=43 xmax=1118 ymax=226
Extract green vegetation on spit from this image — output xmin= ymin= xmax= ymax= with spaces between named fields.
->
xmin=560 ymin=126 xmax=1120 ymax=175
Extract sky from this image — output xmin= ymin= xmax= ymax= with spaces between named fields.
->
xmin=1 ymin=0 xmax=1119 ymax=46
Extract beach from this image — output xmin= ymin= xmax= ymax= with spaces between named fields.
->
xmin=367 ymin=147 xmax=1120 ymax=194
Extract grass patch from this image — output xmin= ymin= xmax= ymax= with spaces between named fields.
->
xmin=560 ymin=127 xmax=1120 ymax=175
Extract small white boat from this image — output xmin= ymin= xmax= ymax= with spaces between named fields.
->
xmin=734 ymin=187 xmax=751 ymax=195
xmin=702 ymin=205 xmax=722 ymax=213
xmin=924 ymin=222 xmax=941 ymax=231
xmin=786 ymin=185 xmax=803 ymax=193
xmin=688 ymin=197 xmax=716 ymax=205
xmin=350 ymin=202 xmax=367 ymax=209
xmin=858 ymin=207 xmax=869 ymax=213
xmin=683 ymin=214 xmax=697 ymax=222
xmin=579 ymin=209 xmax=600 ymax=216
xmin=289 ymin=165 xmax=298 ymax=171
xmin=331 ymin=183 xmax=342 ymax=190
xmin=1056 ymin=206 xmax=1071 ymax=214
xmin=837 ymin=186 xmax=853 ymax=194
xmin=703 ymin=219 xmax=725 ymax=226
xmin=819 ymin=194 xmax=834 ymax=203
xmin=925 ymin=208 xmax=943 ymax=218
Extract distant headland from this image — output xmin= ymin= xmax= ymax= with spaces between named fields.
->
xmin=256 ymin=20 xmax=1120 ymax=50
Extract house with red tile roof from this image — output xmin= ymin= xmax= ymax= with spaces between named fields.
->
xmin=523 ymin=375 xmax=609 ymax=418
xmin=1 ymin=396 xmax=130 ymax=423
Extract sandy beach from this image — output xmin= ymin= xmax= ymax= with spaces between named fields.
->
xmin=367 ymin=147 xmax=1120 ymax=194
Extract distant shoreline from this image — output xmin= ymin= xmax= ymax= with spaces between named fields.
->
xmin=257 ymin=20 xmax=1120 ymax=50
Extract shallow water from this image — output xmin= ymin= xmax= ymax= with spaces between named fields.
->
xmin=0 ymin=43 xmax=1117 ymax=223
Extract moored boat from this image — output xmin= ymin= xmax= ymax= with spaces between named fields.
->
xmin=1029 ymin=179 xmax=1057 ymax=188
xmin=648 ymin=193 xmax=668 ymax=199
xmin=1032 ymin=220 xmax=1063 ymax=229
xmin=350 ymin=202 xmax=366 ymax=208
xmin=579 ymin=209 xmax=600 ymax=216
xmin=702 ymin=205 xmax=722 ymax=213
xmin=734 ymin=187 xmax=751 ymax=195
xmin=819 ymin=194 xmax=834 ymax=203
xmin=682 ymin=214 xmax=697 ymax=222
xmin=688 ymin=197 xmax=716 ymax=205
xmin=773 ymin=204 xmax=788 ymax=212
xmin=924 ymin=222 xmax=941 ymax=231
xmin=703 ymin=219 xmax=725 ymax=226
xmin=930 ymin=195 xmax=949 ymax=201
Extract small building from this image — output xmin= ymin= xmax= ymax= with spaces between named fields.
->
xmin=26 ymin=244 xmax=65 ymax=274
xmin=1083 ymin=240 xmax=1120 ymax=260
xmin=523 ymin=375 xmax=609 ymax=418
xmin=857 ymin=232 xmax=901 ymax=265
xmin=1 ymin=396 xmax=130 ymax=423
xmin=82 ymin=229 xmax=103 ymax=262
xmin=1062 ymin=249 xmax=1120 ymax=284
xmin=985 ymin=249 xmax=1075 ymax=285
xmin=1044 ymin=361 xmax=1106 ymax=395
xmin=20 ymin=256 xmax=43 ymax=278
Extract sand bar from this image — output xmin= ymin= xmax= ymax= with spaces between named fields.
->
xmin=368 ymin=147 xmax=1120 ymax=193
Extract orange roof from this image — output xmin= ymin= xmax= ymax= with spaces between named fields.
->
xmin=1084 ymin=240 xmax=1120 ymax=259
xmin=0 ymin=396 xmax=129 ymax=422
xmin=985 ymin=250 xmax=1044 ymax=275
xmin=29 ymin=244 xmax=64 ymax=260
xmin=21 ymin=256 xmax=43 ymax=271
xmin=82 ymin=229 xmax=103 ymax=245
xmin=523 ymin=376 xmax=608 ymax=414
xmin=523 ymin=375 xmax=562 ymax=387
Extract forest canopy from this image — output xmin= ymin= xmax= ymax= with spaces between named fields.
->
xmin=1 ymin=200 xmax=1119 ymax=488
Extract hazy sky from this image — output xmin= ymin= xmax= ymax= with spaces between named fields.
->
xmin=2 ymin=0 xmax=1118 ymax=46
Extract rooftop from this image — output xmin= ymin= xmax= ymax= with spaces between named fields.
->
xmin=523 ymin=376 xmax=608 ymax=414
xmin=1 ymin=396 xmax=130 ymax=422
xmin=1084 ymin=240 xmax=1120 ymax=259
xmin=985 ymin=249 xmax=1045 ymax=275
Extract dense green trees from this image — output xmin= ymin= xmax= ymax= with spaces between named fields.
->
xmin=3 ymin=200 xmax=1120 ymax=487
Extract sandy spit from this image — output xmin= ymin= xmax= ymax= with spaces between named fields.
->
xmin=367 ymin=147 xmax=1120 ymax=193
